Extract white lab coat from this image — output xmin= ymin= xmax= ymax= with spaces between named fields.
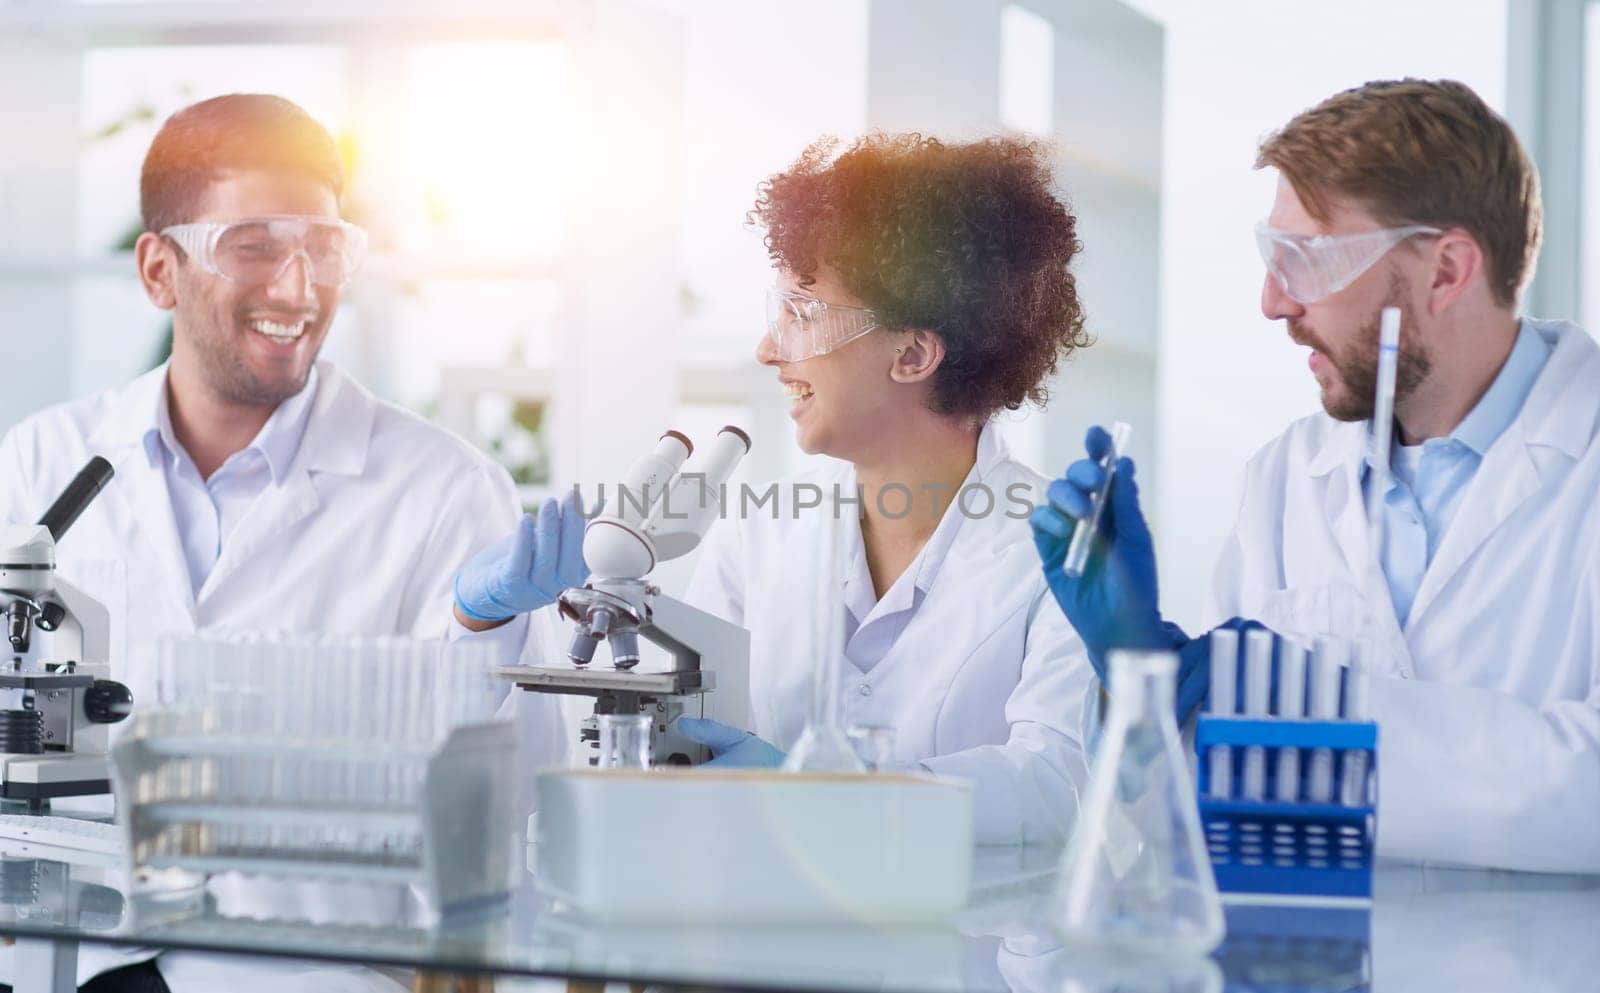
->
xmin=685 ymin=424 xmax=1094 ymax=844
xmin=0 ymin=360 xmax=564 ymax=990
xmin=1210 ymin=318 xmax=1600 ymax=873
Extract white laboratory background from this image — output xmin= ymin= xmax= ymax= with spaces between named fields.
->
xmin=0 ymin=0 xmax=1591 ymax=626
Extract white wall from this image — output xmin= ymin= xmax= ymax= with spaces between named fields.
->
xmin=0 ymin=33 xmax=81 ymax=431
xmin=1133 ymin=0 xmax=1508 ymax=629
xmin=664 ymin=0 xmax=869 ymax=485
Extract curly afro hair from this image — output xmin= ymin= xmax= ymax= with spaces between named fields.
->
xmin=750 ymin=132 xmax=1088 ymax=420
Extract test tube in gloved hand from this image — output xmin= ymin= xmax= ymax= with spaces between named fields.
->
xmin=1063 ymin=421 xmax=1134 ymax=576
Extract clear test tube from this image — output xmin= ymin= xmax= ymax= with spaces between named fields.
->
xmin=1205 ymin=629 xmax=1239 ymax=800
xmin=411 ymin=641 xmax=429 ymax=741
xmin=1307 ymin=637 xmax=1347 ymax=804
xmin=1241 ymin=629 xmax=1273 ymax=801
xmin=1274 ymin=641 xmax=1308 ymax=802
xmin=1339 ymin=640 xmax=1374 ymax=807
xmin=333 ymin=638 xmax=355 ymax=854
xmin=269 ymin=638 xmax=289 ymax=851
xmin=1063 ymin=422 xmax=1134 ymax=577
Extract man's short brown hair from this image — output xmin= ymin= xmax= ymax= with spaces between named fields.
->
xmin=1256 ymin=78 xmax=1542 ymax=308
xmin=140 ymin=94 xmax=344 ymax=233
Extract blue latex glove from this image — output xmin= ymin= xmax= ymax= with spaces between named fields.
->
xmin=675 ymin=717 xmax=786 ymax=768
xmin=454 ymin=491 xmax=589 ymax=622
xmin=1032 ymin=427 xmax=1293 ymax=723
xmin=1031 ymin=425 xmax=1181 ymax=676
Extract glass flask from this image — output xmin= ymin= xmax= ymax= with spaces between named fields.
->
xmin=1053 ymin=650 xmax=1225 ymax=956
xmin=847 ymin=724 xmax=897 ymax=771
xmin=781 ymin=528 xmax=866 ymax=773
xmin=597 ymin=713 xmax=653 ymax=769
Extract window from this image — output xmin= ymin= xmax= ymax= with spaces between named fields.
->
xmin=1000 ymin=4 xmax=1054 ymax=136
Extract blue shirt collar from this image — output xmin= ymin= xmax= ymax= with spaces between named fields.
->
xmin=1448 ymin=318 xmax=1551 ymax=457
xmin=143 ymin=366 xmax=321 ymax=483
xmin=1366 ymin=318 xmax=1551 ymax=468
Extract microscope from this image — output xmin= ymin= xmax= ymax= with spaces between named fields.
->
xmin=0 ymin=458 xmax=132 ymax=811
xmin=497 ymin=428 xmax=752 ymax=766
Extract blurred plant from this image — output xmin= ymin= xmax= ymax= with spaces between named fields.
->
xmin=486 ymin=398 xmax=550 ymax=486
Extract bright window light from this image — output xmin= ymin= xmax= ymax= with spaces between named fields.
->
xmin=403 ymin=41 xmax=570 ymax=261
xmin=1000 ymin=4 xmax=1055 ymax=136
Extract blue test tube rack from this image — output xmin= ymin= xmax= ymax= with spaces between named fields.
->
xmin=1195 ymin=717 xmax=1378 ymax=899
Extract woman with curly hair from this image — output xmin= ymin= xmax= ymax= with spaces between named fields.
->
xmin=674 ymin=132 xmax=1097 ymax=843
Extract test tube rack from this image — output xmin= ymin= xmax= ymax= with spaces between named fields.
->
xmin=111 ymin=720 xmax=514 ymax=922
xmin=1195 ymin=717 xmax=1378 ymax=899
xmin=110 ymin=634 xmax=517 ymax=924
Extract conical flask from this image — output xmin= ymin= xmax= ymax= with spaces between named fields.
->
xmin=1053 ymin=650 xmax=1224 ymax=956
xmin=781 ymin=521 xmax=865 ymax=773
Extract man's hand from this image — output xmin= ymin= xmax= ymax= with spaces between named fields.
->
xmin=454 ymin=491 xmax=588 ymax=624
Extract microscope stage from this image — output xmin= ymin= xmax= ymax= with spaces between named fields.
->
xmin=493 ymin=664 xmax=711 ymax=698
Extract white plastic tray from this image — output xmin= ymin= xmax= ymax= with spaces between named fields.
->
xmin=534 ymin=769 xmax=974 ymax=924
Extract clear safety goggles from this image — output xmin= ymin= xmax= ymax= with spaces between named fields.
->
xmin=1255 ymin=223 xmax=1441 ymax=304
xmin=764 ymin=287 xmax=882 ymax=362
xmin=161 ymin=215 xmax=369 ymax=289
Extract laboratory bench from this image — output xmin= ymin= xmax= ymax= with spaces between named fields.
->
xmin=0 ymin=841 xmax=1596 ymax=993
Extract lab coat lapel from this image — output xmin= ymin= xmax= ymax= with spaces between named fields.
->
xmin=1404 ymin=425 xmax=1539 ymax=627
xmin=197 ymin=468 xmax=321 ymax=605
xmin=196 ymin=363 xmax=372 ymax=607
xmin=885 ymin=426 xmax=1029 ymax=654
xmin=1304 ymin=421 xmax=1414 ymax=674
xmin=85 ymin=366 xmax=196 ymax=615
xmin=100 ymin=449 xmax=197 ymax=614
xmin=1311 ymin=422 xmax=1372 ymax=583
xmin=1406 ymin=326 xmax=1599 ymax=627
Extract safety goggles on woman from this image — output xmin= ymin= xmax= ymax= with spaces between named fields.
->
xmin=1255 ymin=222 xmax=1441 ymax=305
xmin=161 ymin=215 xmax=369 ymax=289
xmin=764 ymin=287 xmax=883 ymax=361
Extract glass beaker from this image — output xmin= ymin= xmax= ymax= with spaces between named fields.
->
xmin=597 ymin=713 xmax=653 ymax=769
xmin=1053 ymin=650 xmax=1224 ymax=957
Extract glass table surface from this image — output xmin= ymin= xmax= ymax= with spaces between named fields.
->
xmin=0 ymin=838 xmax=1597 ymax=993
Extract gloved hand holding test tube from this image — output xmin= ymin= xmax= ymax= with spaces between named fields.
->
xmin=1064 ymin=421 xmax=1134 ymax=577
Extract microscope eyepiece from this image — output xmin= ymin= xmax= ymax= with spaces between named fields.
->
xmin=37 ymin=457 xmax=115 ymax=543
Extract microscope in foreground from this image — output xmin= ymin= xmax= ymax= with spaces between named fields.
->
xmin=0 ymin=458 xmax=132 ymax=811
xmin=497 ymin=428 xmax=751 ymax=765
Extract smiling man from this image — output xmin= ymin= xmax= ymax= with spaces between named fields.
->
xmin=1033 ymin=79 xmax=1600 ymax=873
xmin=0 ymin=95 xmax=562 ymax=992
